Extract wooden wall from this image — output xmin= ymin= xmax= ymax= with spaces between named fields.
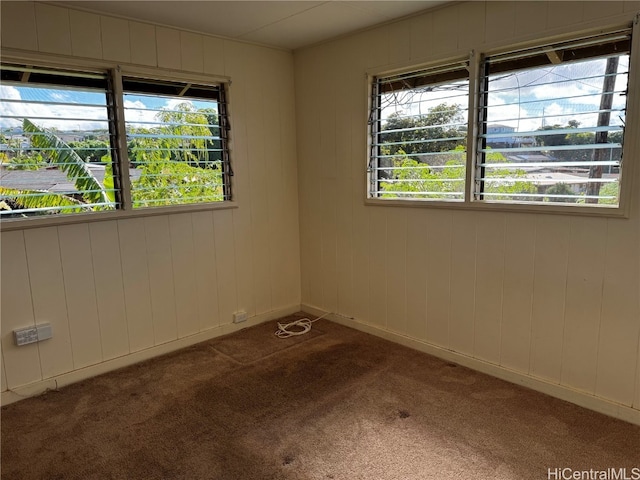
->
xmin=0 ymin=2 xmax=301 ymax=397
xmin=295 ymin=1 xmax=640 ymax=417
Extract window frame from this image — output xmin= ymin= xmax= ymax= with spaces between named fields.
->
xmin=0 ymin=53 xmax=236 ymax=231
xmin=365 ymin=20 xmax=640 ymax=218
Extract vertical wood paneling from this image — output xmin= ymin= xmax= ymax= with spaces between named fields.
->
xmin=58 ymin=224 xmax=103 ymax=369
xmin=0 ymin=231 xmax=42 ymax=388
xmin=547 ymin=2 xmax=584 ymax=29
xmin=100 ymin=16 xmax=131 ymax=63
xmin=69 ymin=10 xmax=102 ymax=59
xmin=387 ymin=21 xmax=411 ymax=65
xmin=23 ymin=228 xmax=74 ymax=379
xmin=1 ymin=345 xmax=7 ymax=392
xmin=458 ymin=2 xmax=486 ymax=50
xmin=595 ymin=219 xmax=640 ymax=405
xmin=500 ymin=215 xmax=535 ymax=374
xmin=514 ymin=2 xmax=548 ymax=37
xmin=278 ymin=53 xmax=302 ymax=308
xmin=425 ymin=210 xmax=452 ymax=348
xmin=223 ymin=42 xmax=256 ymax=317
xmin=203 ymin=36 xmax=225 ymax=75
xmin=485 ymin=2 xmax=515 ymax=44
xmin=156 ymin=27 xmax=181 ymax=70
xmin=368 ymin=209 xmax=388 ymax=328
xmin=213 ymin=210 xmax=238 ymax=324
xmin=530 ymin=216 xmax=570 ymax=383
xmin=432 ymin=4 xmax=459 ymax=57
xmin=35 ymin=4 xmax=71 ymax=55
xmin=246 ymin=53 xmax=272 ymax=314
xmin=0 ymin=1 xmax=37 ymax=51
xmin=583 ymin=2 xmax=624 ymax=21
xmin=561 ymin=218 xmax=607 ymax=393
xmin=180 ymin=31 xmax=204 ymax=73
xmin=336 ymin=177 xmax=354 ymax=318
xmin=409 ymin=12 xmax=432 ymax=60
xmin=449 ymin=211 xmax=477 ymax=356
xmin=386 ymin=211 xmax=407 ymax=334
xmin=89 ymin=221 xmax=129 ymax=361
xmin=405 ymin=210 xmax=428 ymax=340
xmin=321 ymin=179 xmax=339 ymax=313
xmin=118 ymin=219 xmax=154 ymax=353
xmin=129 ymin=21 xmax=157 ymax=67
xmin=144 ymin=216 xmax=178 ymax=345
xmin=191 ymin=211 xmax=221 ymax=330
xmin=169 ymin=214 xmax=199 ymax=338
xmin=473 ymin=213 xmax=505 ymax=364
xmin=264 ymin=60 xmax=289 ymax=310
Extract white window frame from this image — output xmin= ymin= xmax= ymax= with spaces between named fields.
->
xmin=365 ymin=19 xmax=640 ymax=218
xmin=0 ymin=52 xmax=236 ymax=231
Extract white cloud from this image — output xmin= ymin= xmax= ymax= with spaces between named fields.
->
xmin=0 ymin=84 xmax=108 ymax=131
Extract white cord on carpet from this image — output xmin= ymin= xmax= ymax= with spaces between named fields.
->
xmin=275 ymin=313 xmax=331 ymax=338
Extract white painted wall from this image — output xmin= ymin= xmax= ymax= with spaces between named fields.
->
xmin=0 ymin=2 xmax=301 ymax=398
xmin=295 ymin=1 xmax=640 ymax=418
xmin=1 ymin=0 xmax=639 ymax=423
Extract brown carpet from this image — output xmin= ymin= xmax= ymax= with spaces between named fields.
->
xmin=2 ymin=313 xmax=639 ymax=480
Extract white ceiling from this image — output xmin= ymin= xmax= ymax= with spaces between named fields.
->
xmin=56 ymin=1 xmax=447 ymax=50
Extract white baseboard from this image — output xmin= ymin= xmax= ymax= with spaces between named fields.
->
xmin=1 ymin=304 xmax=301 ymax=406
xmin=301 ymin=304 xmax=640 ymax=426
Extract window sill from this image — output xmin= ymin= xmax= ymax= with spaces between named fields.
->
xmin=364 ymin=197 xmax=630 ymax=219
xmin=0 ymin=201 xmax=239 ymax=232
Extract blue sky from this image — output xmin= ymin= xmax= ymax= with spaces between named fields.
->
xmin=380 ymin=55 xmax=629 ymax=134
xmin=0 ymin=84 xmax=218 ymax=133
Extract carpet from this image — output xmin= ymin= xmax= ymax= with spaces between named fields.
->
xmin=2 ymin=315 xmax=639 ymax=480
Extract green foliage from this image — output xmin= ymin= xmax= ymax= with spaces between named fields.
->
xmin=132 ymin=161 xmax=223 ymax=207
xmin=5 ymin=103 xmax=223 ymax=215
xmin=23 ymin=119 xmax=111 ymax=206
xmin=6 ymin=152 xmax=46 ymax=170
xmin=544 ymin=183 xmax=576 ymax=203
xmin=67 ymin=139 xmax=110 ymax=162
xmin=380 ymin=103 xmax=466 ymax=156
xmin=595 ymin=181 xmax=619 ymax=205
xmin=0 ymin=186 xmax=85 ymax=214
xmin=128 ymin=102 xmax=224 ymax=207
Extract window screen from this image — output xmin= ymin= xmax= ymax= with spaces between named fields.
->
xmin=0 ymin=65 xmax=118 ymax=217
xmin=122 ymin=77 xmax=231 ymax=208
xmin=369 ymin=61 xmax=470 ymax=201
xmin=476 ymin=30 xmax=631 ymax=206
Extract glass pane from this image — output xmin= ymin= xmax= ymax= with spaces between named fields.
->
xmin=0 ymin=80 xmax=115 ymax=217
xmin=480 ymin=54 xmax=629 ymax=206
xmin=123 ymin=90 xmax=226 ymax=208
xmin=372 ymin=75 xmax=469 ymax=201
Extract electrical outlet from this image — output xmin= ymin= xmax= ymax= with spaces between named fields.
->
xmin=233 ymin=311 xmax=248 ymax=324
xmin=14 ymin=323 xmax=53 ymax=346
xmin=14 ymin=327 xmax=38 ymax=346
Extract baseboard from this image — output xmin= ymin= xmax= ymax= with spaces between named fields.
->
xmin=1 ymin=304 xmax=301 ymax=406
xmin=301 ymin=304 xmax=640 ymax=426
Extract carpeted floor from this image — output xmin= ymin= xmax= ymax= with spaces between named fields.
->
xmin=2 ymin=313 xmax=639 ymax=480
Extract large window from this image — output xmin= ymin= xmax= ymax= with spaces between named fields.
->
xmin=0 ymin=65 xmax=231 ymax=219
xmin=0 ymin=65 xmax=118 ymax=217
xmin=368 ymin=26 xmax=635 ymax=213
xmin=369 ymin=62 xmax=469 ymax=201
xmin=476 ymin=30 xmax=631 ymax=206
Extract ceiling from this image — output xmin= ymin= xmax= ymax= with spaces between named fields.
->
xmin=56 ymin=1 xmax=447 ymax=50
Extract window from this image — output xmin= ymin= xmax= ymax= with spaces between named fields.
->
xmin=0 ymin=64 xmax=231 ymax=219
xmin=368 ymin=25 xmax=635 ymax=213
xmin=476 ymin=30 xmax=631 ymax=206
xmin=123 ymin=77 xmax=231 ymax=208
xmin=369 ymin=62 xmax=469 ymax=201
xmin=0 ymin=65 xmax=119 ymax=217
